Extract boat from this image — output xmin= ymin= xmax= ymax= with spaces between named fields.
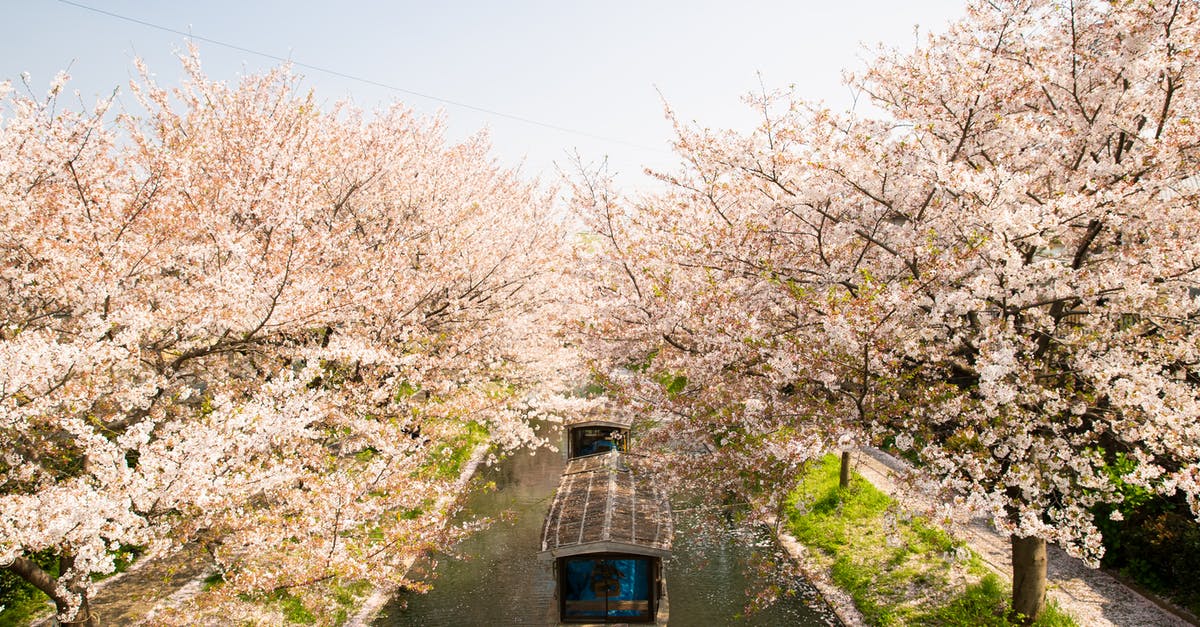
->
xmin=539 ymin=450 xmax=672 ymax=624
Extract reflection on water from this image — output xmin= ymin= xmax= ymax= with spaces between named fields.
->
xmin=376 ymin=434 xmax=561 ymax=626
xmin=668 ymin=509 xmax=839 ymax=625
xmin=376 ymin=422 xmax=839 ymax=626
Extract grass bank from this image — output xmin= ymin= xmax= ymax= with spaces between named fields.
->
xmin=785 ymin=455 xmax=1075 ymax=626
xmin=247 ymin=419 xmax=494 ymax=624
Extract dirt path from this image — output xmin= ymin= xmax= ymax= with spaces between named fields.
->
xmin=854 ymin=447 xmax=1195 ymax=627
xmin=28 ymin=544 xmax=214 ymax=627
xmin=91 ymin=546 xmax=214 ymax=626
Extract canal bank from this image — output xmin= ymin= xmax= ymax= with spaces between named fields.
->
xmin=345 ymin=441 xmax=492 ymax=626
xmin=769 ymin=514 xmax=867 ymax=627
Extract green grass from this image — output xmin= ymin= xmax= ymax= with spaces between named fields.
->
xmin=201 ymin=571 xmax=226 ymax=591
xmin=235 ymin=589 xmax=317 ymax=624
xmin=918 ymin=574 xmax=1075 ymax=626
xmin=1 ymin=550 xmax=56 ymax=627
xmin=274 ymin=590 xmax=316 ymax=624
xmin=422 ymin=420 xmax=489 ymax=480
xmin=228 ymin=575 xmax=374 ymax=625
xmin=786 ymin=455 xmax=1077 ymax=626
xmin=0 ymin=594 xmax=52 ymax=627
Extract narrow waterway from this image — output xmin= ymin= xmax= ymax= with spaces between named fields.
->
xmin=375 ymin=421 xmax=839 ymax=626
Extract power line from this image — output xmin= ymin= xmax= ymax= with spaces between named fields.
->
xmin=55 ymin=0 xmax=666 ymax=154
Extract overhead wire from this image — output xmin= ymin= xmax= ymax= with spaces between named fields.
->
xmin=55 ymin=0 xmax=667 ymax=154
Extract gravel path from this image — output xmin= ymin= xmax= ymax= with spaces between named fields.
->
xmin=854 ymin=447 xmax=1195 ymax=627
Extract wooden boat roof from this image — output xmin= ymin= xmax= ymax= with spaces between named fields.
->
xmin=563 ymin=404 xmax=633 ymax=430
xmin=539 ymin=451 xmax=672 ymax=560
xmin=565 ymin=418 xmax=632 ymax=431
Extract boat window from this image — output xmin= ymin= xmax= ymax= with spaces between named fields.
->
xmin=560 ymin=556 xmax=653 ymax=622
xmin=570 ymin=427 xmax=627 ymax=458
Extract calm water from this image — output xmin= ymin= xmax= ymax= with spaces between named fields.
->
xmin=376 ymin=422 xmax=839 ymax=626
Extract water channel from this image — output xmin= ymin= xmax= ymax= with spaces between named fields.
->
xmin=375 ymin=421 xmax=839 ymax=626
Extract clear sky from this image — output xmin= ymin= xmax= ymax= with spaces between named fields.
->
xmin=4 ymin=0 xmax=967 ymax=190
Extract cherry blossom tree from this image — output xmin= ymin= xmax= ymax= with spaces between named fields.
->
xmin=574 ymin=0 xmax=1200 ymax=621
xmin=1 ymin=52 xmax=571 ymax=624
xmin=567 ymin=129 xmax=863 ymax=526
xmin=841 ymin=0 xmax=1200 ymax=618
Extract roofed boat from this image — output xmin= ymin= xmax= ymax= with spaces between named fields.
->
xmin=539 ymin=450 xmax=672 ymax=624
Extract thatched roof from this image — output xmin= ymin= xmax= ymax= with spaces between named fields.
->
xmin=539 ymin=451 xmax=673 ymax=560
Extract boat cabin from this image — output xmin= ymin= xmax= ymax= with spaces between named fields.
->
xmin=564 ymin=412 xmax=632 ymax=459
xmin=539 ymin=451 xmax=672 ymax=624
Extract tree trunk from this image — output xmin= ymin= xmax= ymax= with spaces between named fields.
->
xmin=5 ymin=554 xmax=97 ymax=626
xmin=839 ymin=450 xmax=852 ymax=489
xmin=55 ymin=594 xmax=96 ymax=627
xmin=1010 ymin=535 xmax=1047 ymax=624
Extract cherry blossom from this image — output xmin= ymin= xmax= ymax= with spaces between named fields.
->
xmin=572 ymin=0 xmax=1200 ymax=620
xmin=1 ymin=50 xmax=575 ymax=624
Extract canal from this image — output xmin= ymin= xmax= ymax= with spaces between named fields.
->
xmin=375 ymin=421 xmax=839 ymax=626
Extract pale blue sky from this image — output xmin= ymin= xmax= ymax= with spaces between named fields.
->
xmin=5 ymin=0 xmax=966 ymax=189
